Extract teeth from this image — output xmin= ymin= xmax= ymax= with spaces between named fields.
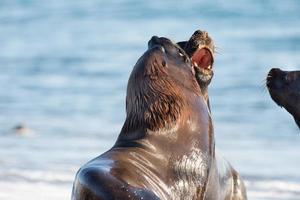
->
xmin=193 ymin=62 xmax=198 ymax=67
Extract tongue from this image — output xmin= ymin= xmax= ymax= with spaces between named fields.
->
xmin=191 ymin=48 xmax=213 ymax=69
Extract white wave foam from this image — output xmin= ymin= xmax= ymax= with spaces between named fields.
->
xmin=246 ymin=179 xmax=300 ymax=200
xmin=0 ymin=181 xmax=70 ymax=200
xmin=1 ymin=171 xmax=300 ymax=200
xmin=0 ymin=169 xmax=74 ymax=183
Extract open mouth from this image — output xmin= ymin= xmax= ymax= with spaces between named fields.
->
xmin=190 ymin=46 xmax=214 ymax=85
xmin=191 ymin=46 xmax=214 ymax=71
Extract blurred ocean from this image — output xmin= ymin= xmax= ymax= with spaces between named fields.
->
xmin=0 ymin=0 xmax=300 ymax=199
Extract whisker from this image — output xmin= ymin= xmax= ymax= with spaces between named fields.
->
xmin=214 ymin=46 xmax=222 ymax=55
xmin=259 ymin=78 xmax=268 ymax=93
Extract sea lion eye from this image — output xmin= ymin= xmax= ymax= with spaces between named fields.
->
xmin=177 ymin=48 xmax=189 ymax=63
xmin=178 ymin=48 xmax=184 ymax=56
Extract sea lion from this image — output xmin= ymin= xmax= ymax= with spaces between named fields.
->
xmin=266 ymin=68 xmax=300 ymax=128
xmin=72 ymin=36 xmax=247 ymax=200
xmin=177 ymin=30 xmax=215 ymax=108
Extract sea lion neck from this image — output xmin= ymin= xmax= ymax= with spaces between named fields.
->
xmin=199 ymin=85 xmax=211 ymax=110
xmin=116 ymin=96 xmax=213 ymax=155
xmin=285 ymin=103 xmax=300 ymax=127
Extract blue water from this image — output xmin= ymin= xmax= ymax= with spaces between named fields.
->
xmin=0 ymin=0 xmax=300 ymax=199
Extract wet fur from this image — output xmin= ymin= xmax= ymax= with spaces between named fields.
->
xmin=122 ymin=49 xmax=199 ymax=133
xmin=267 ymin=68 xmax=300 ymax=128
xmin=72 ymin=36 xmax=247 ymax=200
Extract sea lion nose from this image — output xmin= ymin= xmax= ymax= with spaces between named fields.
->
xmin=148 ymin=36 xmax=160 ymax=48
xmin=267 ymin=68 xmax=289 ymax=89
xmin=148 ymin=36 xmax=165 ymax=52
xmin=267 ymin=68 xmax=280 ymax=88
xmin=268 ymin=68 xmax=283 ymax=78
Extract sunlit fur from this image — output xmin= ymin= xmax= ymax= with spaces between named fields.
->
xmin=72 ymin=36 xmax=247 ymax=200
xmin=121 ymin=44 xmax=200 ymax=133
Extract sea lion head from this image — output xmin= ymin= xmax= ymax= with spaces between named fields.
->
xmin=122 ymin=36 xmax=205 ymax=133
xmin=266 ymin=68 xmax=300 ymax=128
xmin=184 ymin=30 xmax=215 ymax=88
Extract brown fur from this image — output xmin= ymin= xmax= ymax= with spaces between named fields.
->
xmin=72 ymin=36 xmax=247 ymax=200
xmin=122 ymin=51 xmax=200 ymax=133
